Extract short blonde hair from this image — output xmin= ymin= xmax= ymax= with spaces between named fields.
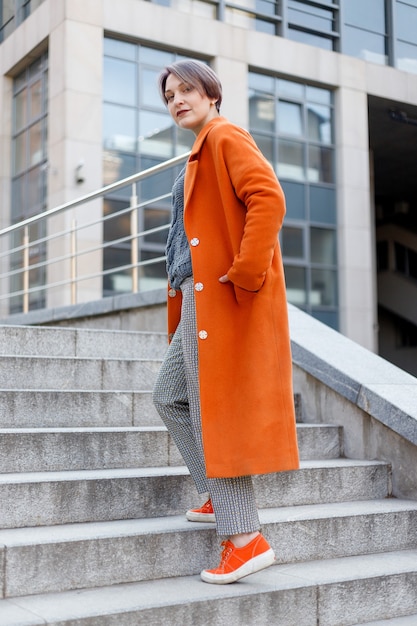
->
xmin=159 ymin=60 xmax=222 ymax=112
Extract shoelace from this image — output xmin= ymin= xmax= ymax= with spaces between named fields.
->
xmin=218 ymin=541 xmax=234 ymax=567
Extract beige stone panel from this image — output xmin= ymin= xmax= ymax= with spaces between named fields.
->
xmin=47 ymin=141 xmax=66 ymax=201
xmin=49 ymin=0 xmax=66 ymax=31
xmin=49 ymin=22 xmax=66 ymax=99
xmin=62 ymin=0 xmax=103 ymax=25
xmin=246 ymin=31 xmax=338 ymax=87
xmin=337 ymin=187 xmax=371 ymax=230
xmin=337 ymin=54 xmax=366 ymax=92
xmin=49 ymin=92 xmax=66 ymax=147
xmin=213 ymin=58 xmax=248 ymax=128
xmin=0 ymin=2 xmax=49 ymax=75
xmin=338 ymin=145 xmax=370 ymax=191
xmin=103 ymin=0 xmax=219 ymax=59
xmin=64 ymin=91 xmax=102 ymax=144
xmin=336 ymin=88 xmax=369 ymax=149
xmin=366 ymin=63 xmax=409 ymax=102
xmin=64 ymin=140 xmax=103 ymax=197
xmin=339 ymin=228 xmax=374 ymax=272
xmin=63 ymin=20 xmax=103 ymax=95
xmin=406 ymin=72 xmax=417 ymax=103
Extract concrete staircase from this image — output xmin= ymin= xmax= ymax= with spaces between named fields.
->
xmin=0 ymin=325 xmax=416 ymax=625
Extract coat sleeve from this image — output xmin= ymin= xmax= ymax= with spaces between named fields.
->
xmin=210 ymin=124 xmax=286 ymax=292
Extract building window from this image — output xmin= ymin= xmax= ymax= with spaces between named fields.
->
xmin=343 ymin=0 xmax=388 ymax=64
xmin=249 ymin=71 xmax=338 ymax=328
xmin=103 ymin=39 xmax=195 ymax=295
xmin=287 ymin=0 xmax=339 ymax=50
xmin=0 ymin=0 xmax=45 ymax=42
xmin=395 ymin=0 xmax=417 ymax=73
xmin=10 ymin=52 xmax=48 ymax=312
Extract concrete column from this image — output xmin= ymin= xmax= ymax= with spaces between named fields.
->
xmin=335 ymin=80 xmax=377 ymax=352
xmin=47 ymin=0 xmax=104 ymax=307
xmin=0 ymin=73 xmax=13 ymax=316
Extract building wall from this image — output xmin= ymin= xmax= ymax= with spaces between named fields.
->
xmin=1 ymin=0 xmax=417 ymax=350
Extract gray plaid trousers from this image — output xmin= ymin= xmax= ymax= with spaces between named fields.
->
xmin=153 ymin=277 xmax=260 ymax=536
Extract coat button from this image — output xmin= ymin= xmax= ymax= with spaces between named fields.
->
xmin=168 ymin=288 xmax=177 ymax=298
xmin=194 ymin=282 xmax=204 ymax=292
xmin=198 ymin=330 xmax=208 ymax=340
xmin=190 ymin=237 xmax=200 ymax=246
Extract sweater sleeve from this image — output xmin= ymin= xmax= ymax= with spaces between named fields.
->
xmin=211 ymin=124 xmax=286 ymax=292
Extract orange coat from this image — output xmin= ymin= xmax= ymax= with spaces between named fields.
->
xmin=167 ymin=116 xmax=299 ymax=478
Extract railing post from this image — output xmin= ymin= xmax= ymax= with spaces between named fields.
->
xmin=70 ymin=219 xmax=77 ymax=305
xmin=22 ymin=226 xmax=29 ymax=313
xmin=130 ymin=183 xmax=139 ymax=293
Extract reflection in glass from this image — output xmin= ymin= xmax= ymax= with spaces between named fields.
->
xmin=396 ymin=2 xmax=417 ymax=43
xmin=175 ymin=128 xmax=194 ymax=155
xmin=103 ymin=151 xmax=137 ymax=187
xmin=397 ymin=41 xmax=417 ymax=74
xmin=285 ymin=265 xmax=307 ymax=306
xmin=281 ymin=181 xmax=305 ymax=220
xmin=288 ymin=0 xmax=334 ymax=32
xmin=103 ymin=103 xmax=136 ymax=152
xmin=277 ymin=79 xmax=303 ymax=99
xmin=288 ymin=27 xmax=333 ymax=50
xmin=141 ymin=67 xmax=164 ymax=108
xmin=307 ymin=104 xmax=332 ymax=143
xmin=30 ymin=80 xmax=42 ymax=120
xmin=306 ymin=86 xmax=332 ymax=105
xmin=310 ymin=228 xmax=336 ymax=264
xmin=311 ymin=268 xmax=337 ymax=306
xmin=343 ymin=26 xmax=387 ymax=64
xmin=249 ymin=72 xmax=274 ymax=92
xmin=278 ymin=101 xmax=303 ymax=136
xmin=282 ymin=226 xmax=304 ymax=258
xmin=249 ymin=93 xmax=275 ymax=131
xmin=104 ymin=38 xmax=136 ymax=60
xmin=14 ymin=133 xmax=26 ymax=173
xmin=29 ymin=121 xmax=43 ymax=166
xmin=15 ymin=89 xmax=27 ymax=130
xmin=344 ymin=0 xmax=385 ymax=31
xmin=308 ymin=145 xmax=333 ymax=183
xmin=278 ymin=140 xmax=304 ymax=181
xmin=139 ymin=110 xmax=175 ymax=158
xmin=103 ymin=58 xmax=136 ymax=106
xmin=310 ymin=186 xmax=336 ymax=224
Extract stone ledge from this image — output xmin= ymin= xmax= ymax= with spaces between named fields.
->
xmin=0 ymin=289 xmax=167 ymax=327
xmin=288 ymin=304 xmax=417 ymax=449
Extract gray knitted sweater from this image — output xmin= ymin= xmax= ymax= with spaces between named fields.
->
xmin=166 ymin=166 xmax=193 ymax=289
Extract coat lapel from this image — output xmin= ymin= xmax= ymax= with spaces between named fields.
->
xmin=184 ymin=116 xmax=225 ymax=208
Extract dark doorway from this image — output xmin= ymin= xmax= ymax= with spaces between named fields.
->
xmin=368 ymin=95 xmax=417 ymax=376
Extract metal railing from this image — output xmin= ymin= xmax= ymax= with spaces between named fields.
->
xmin=0 ymin=152 xmax=190 ymax=316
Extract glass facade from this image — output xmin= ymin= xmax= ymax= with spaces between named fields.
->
xmin=396 ymin=0 xmax=417 ymax=73
xmin=11 ymin=52 xmax=48 ymax=312
xmin=249 ymin=72 xmax=338 ymax=327
xmin=0 ymin=0 xmax=45 ymax=42
xmin=145 ymin=0 xmax=417 ymax=73
xmin=103 ymin=40 xmax=195 ymax=295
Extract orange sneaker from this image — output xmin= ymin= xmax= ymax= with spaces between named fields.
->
xmin=201 ymin=533 xmax=275 ymax=584
xmin=186 ymin=498 xmax=215 ymax=522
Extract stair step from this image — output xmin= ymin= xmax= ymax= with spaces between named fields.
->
xmin=0 ymin=356 xmax=160 ymax=390
xmin=0 ymin=504 xmax=415 ymax=598
xmin=0 ymin=325 xmax=167 ymax=359
xmin=1 ymin=550 xmax=415 ymax=626
xmin=0 ymin=390 xmax=160 ymax=427
xmin=0 ymin=460 xmax=391 ymax=528
xmin=0 ymin=423 xmax=342 ymax=472
xmin=359 ymin=616 xmax=417 ymax=625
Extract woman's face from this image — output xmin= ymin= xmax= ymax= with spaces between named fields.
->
xmin=164 ymin=73 xmax=219 ymax=135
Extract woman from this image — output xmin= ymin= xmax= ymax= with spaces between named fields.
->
xmin=153 ymin=60 xmax=299 ymax=585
